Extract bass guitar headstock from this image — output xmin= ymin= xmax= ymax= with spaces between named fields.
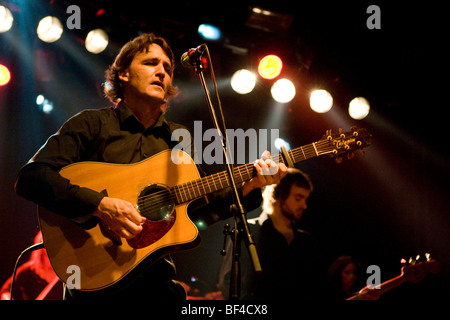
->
xmin=400 ymin=253 xmax=441 ymax=284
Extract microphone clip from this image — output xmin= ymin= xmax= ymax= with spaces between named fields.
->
xmin=181 ymin=44 xmax=207 ymax=69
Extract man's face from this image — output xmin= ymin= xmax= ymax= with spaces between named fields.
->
xmin=279 ymin=184 xmax=310 ymax=223
xmin=119 ymin=44 xmax=173 ymax=104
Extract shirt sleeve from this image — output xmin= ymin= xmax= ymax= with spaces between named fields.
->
xmin=15 ymin=110 xmax=104 ymax=225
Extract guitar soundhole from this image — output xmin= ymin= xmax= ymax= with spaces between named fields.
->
xmin=137 ymin=184 xmax=175 ymax=221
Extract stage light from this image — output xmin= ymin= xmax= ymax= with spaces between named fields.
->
xmin=0 ymin=5 xmax=13 ymax=33
xmin=42 ymin=101 xmax=54 ymax=114
xmin=310 ymin=89 xmax=333 ymax=113
xmin=36 ymin=94 xmax=45 ymax=105
xmin=231 ymin=69 xmax=256 ymax=94
xmin=348 ymin=97 xmax=370 ymax=120
xmin=271 ymin=78 xmax=295 ymax=103
xmin=0 ymin=64 xmax=11 ymax=86
xmin=36 ymin=94 xmax=53 ymax=114
xmin=194 ymin=219 xmax=207 ymax=230
xmin=274 ymin=138 xmax=291 ymax=151
xmin=198 ymin=24 xmax=222 ymax=41
xmin=96 ymin=8 xmax=106 ymax=17
xmin=37 ymin=16 xmax=63 ymax=43
xmin=258 ymin=55 xmax=283 ymax=80
xmin=85 ymin=29 xmax=109 ymax=54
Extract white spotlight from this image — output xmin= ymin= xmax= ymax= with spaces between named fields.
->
xmin=0 ymin=5 xmax=13 ymax=33
xmin=349 ymin=97 xmax=370 ymax=120
xmin=85 ymin=29 xmax=109 ymax=54
xmin=42 ymin=100 xmax=54 ymax=114
xmin=271 ymin=78 xmax=296 ymax=103
xmin=231 ymin=69 xmax=256 ymax=94
xmin=36 ymin=94 xmax=45 ymax=105
xmin=310 ymin=89 xmax=333 ymax=113
xmin=274 ymin=138 xmax=291 ymax=151
xmin=37 ymin=16 xmax=63 ymax=43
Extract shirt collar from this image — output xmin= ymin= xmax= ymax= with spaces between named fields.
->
xmin=116 ymin=101 xmax=170 ymax=132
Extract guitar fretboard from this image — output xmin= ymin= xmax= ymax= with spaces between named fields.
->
xmin=171 ymin=142 xmax=322 ymax=204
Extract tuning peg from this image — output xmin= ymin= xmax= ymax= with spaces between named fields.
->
xmin=425 ymin=253 xmax=431 ymax=261
xmin=326 ymin=129 xmax=333 ymax=141
xmin=350 ymin=126 xmax=359 ymax=137
xmin=400 ymin=258 xmax=407 ymax=265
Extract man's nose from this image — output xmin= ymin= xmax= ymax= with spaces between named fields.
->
xmin=155 ymin=64 xmax=166 ymax=79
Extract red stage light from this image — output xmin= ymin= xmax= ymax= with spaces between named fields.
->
xmin=0 ymin=64 xmax=11 ymax=86
xmin=258 ymin=54 xmax=283 ymax=80
xmin=96 ymin=8 xmax=105 ymax=17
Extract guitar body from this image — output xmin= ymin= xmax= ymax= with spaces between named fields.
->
xmin=38 ymin=150 xmax=200 ymax=292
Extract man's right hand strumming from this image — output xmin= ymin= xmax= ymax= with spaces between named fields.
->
xmin=93 ymin=197 xmax=146 ymax=239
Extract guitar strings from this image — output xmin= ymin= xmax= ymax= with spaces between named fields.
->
xmin=135 ymin=140 xmax=334 ymax=212
xmin=136 ymin=133 xmax=367 ymax=211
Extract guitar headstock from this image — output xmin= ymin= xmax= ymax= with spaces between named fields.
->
xmin=317 ymin=127 xmax=372 ymax=159
xmin=400 ymin=253 xmax=441 ymax=284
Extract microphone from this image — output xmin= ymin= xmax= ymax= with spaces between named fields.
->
xmin=181 ymin=44 xmax=207 ymax=68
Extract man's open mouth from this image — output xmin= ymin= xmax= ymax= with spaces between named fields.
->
xmin=151 ymin=81 xmax=163 ymax=88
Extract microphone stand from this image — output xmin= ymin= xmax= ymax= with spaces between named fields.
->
xmin=191 ymin=45 xmax=262 ymax=300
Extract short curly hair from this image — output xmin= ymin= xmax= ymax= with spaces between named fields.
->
xmin=104 ymin=33 xmax=178 ymax=106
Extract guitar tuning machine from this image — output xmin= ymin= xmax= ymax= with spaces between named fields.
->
xmin=326 ymin=129 xmax=333 ymax=141
xmin=401 ymin=253 xmax=432 ymax=265
xmin=407 ymin=256 xmax=421 ymax=265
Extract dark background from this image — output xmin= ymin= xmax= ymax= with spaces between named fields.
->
xmin=0 ymin=0 xmax=448 ymax=303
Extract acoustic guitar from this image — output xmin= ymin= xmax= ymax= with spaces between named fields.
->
xmin=38 ymin=128 xmax=371 ymax=291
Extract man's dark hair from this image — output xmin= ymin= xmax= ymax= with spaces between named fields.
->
xmin=273 ymin=168 xmax=313 ymax=200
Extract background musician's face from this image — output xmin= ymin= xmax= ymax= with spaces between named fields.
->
xmin=279 ymin=184 xmax=310 ymax=223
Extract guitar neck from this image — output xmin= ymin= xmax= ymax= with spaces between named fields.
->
xmin=376 ymin=275 xmax=406 ymax=295
xmin=347 ymin=275 xmax=406 ymax=300
xmin=171 ymin=142 xmax=321 ymax=204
